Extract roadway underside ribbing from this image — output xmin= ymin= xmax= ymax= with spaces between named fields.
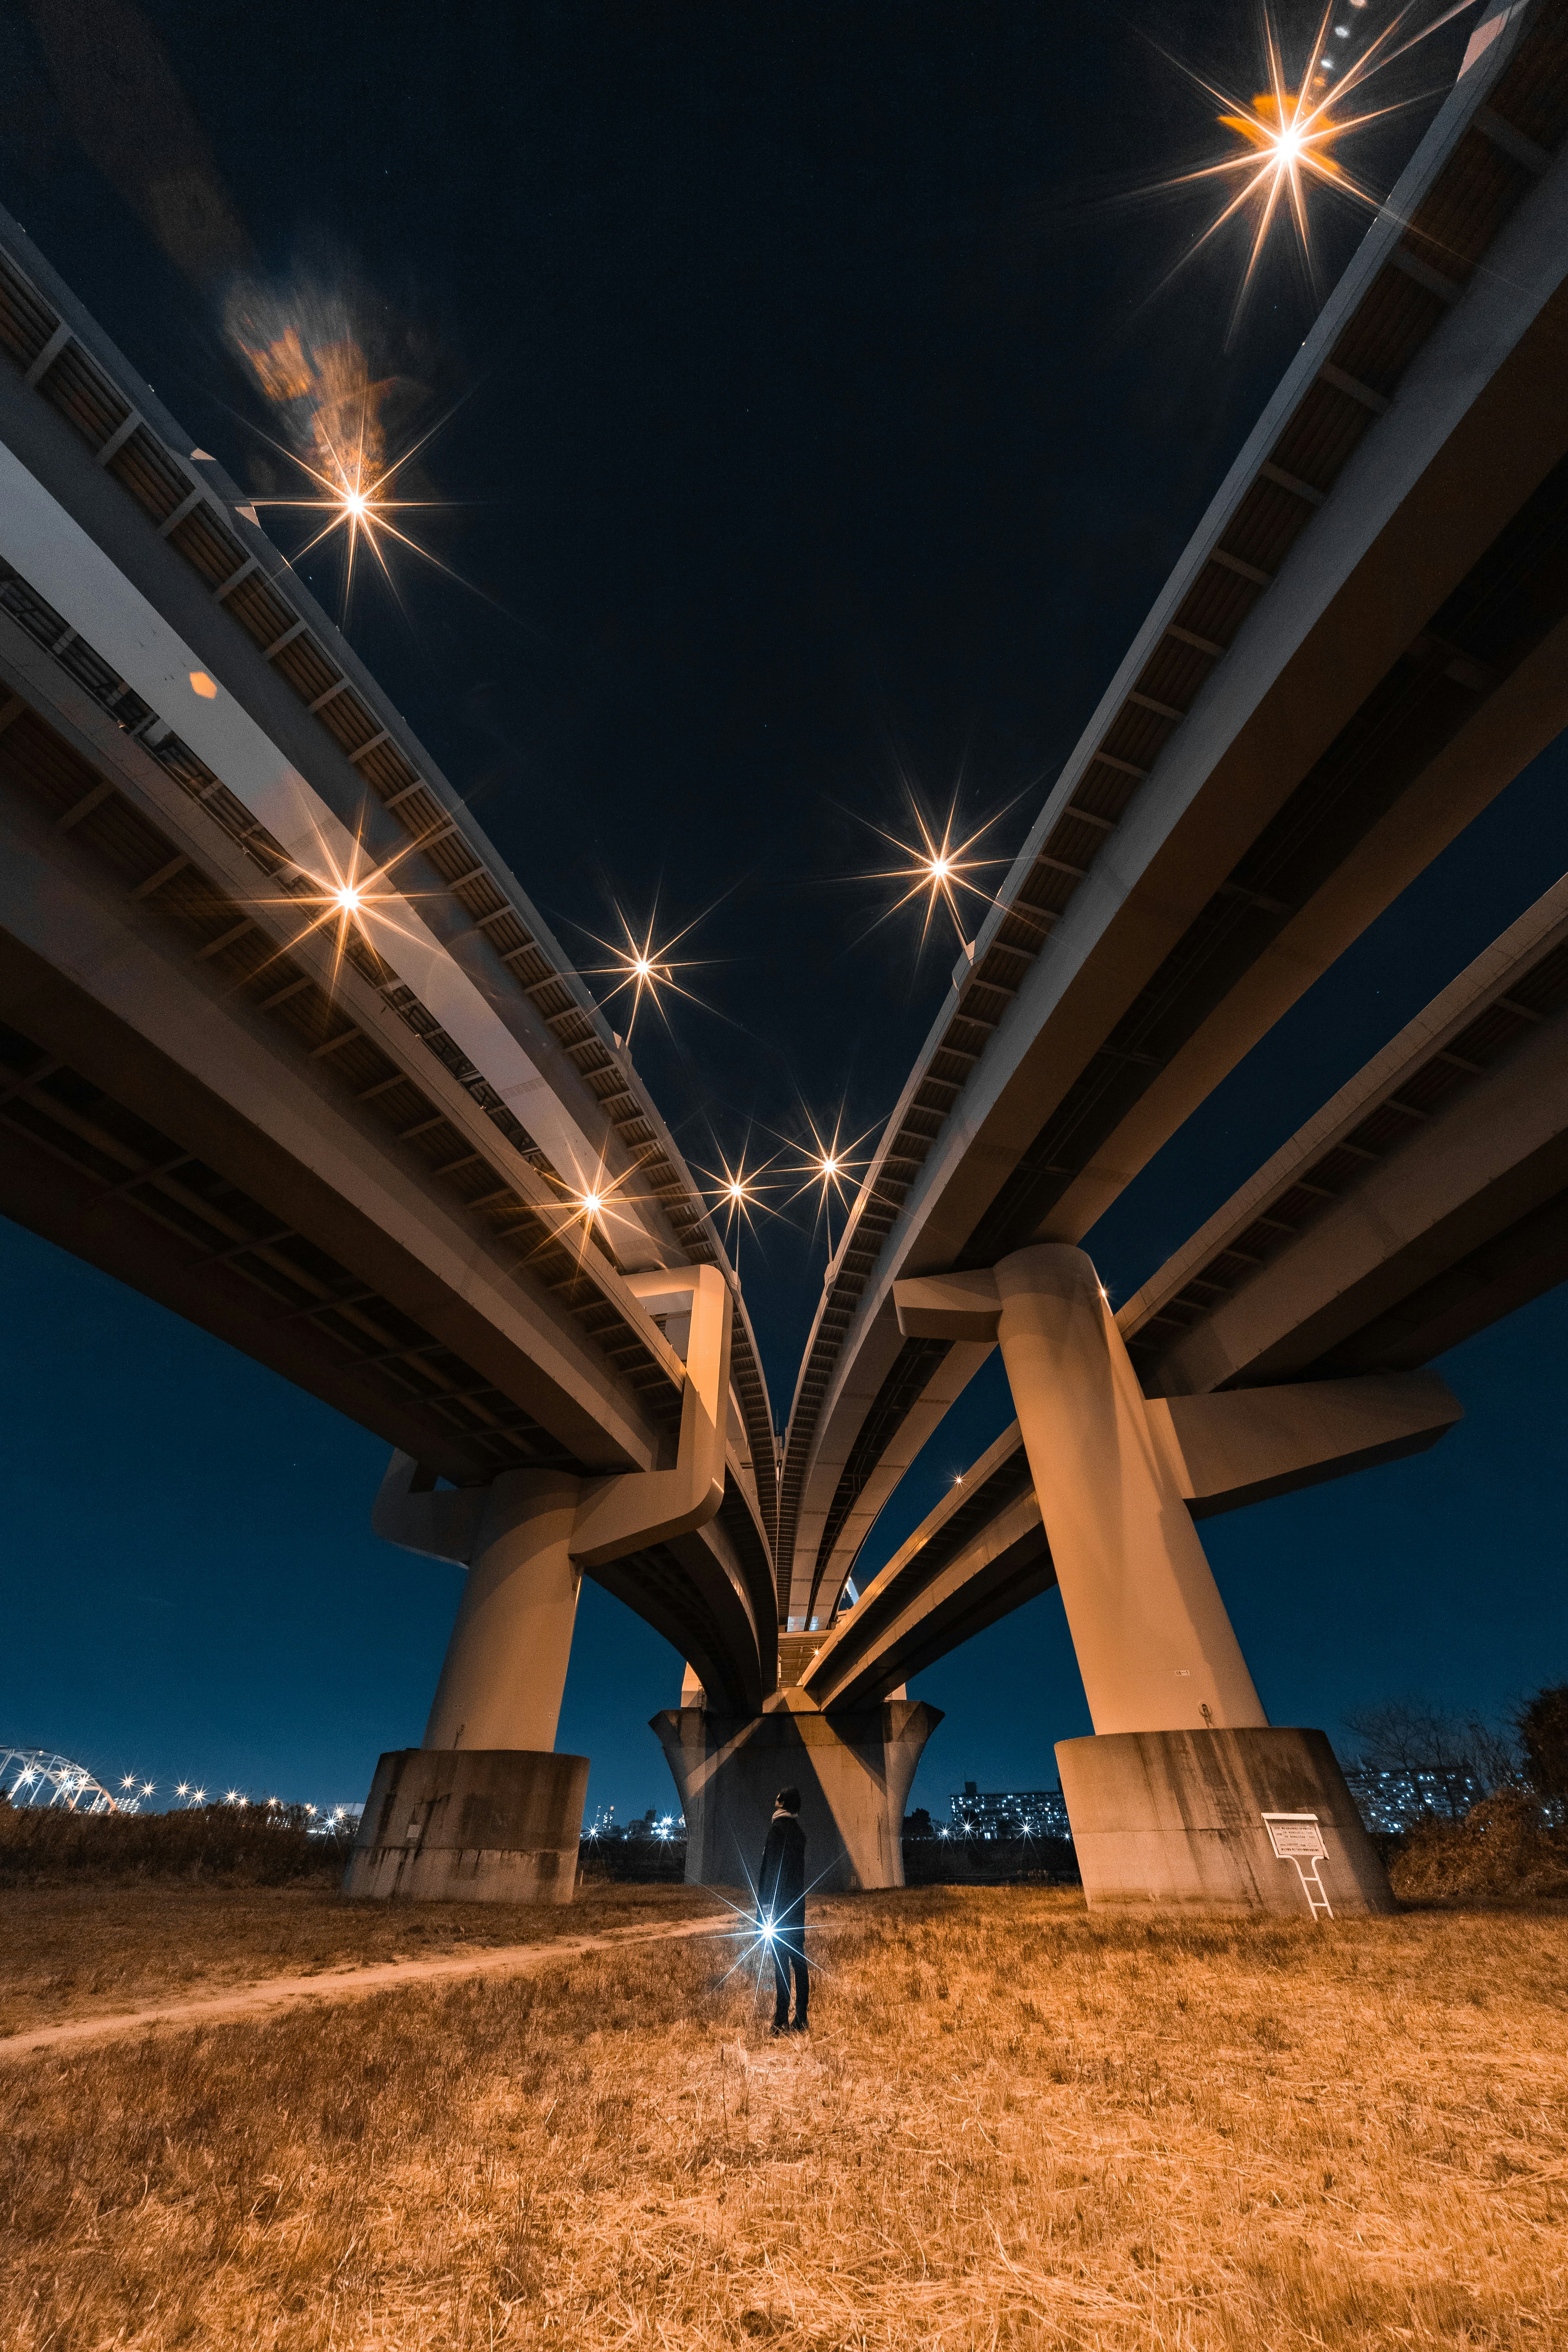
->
xmin=799 ymin=340 xmax=1568 ymax=1628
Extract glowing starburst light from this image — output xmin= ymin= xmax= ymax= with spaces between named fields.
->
xmin=579 ymin=902 xmax=720 ymax=1042
xmin=784 ymin=1109 xmax=879 ymax=1260
xmin=849 ymin=794 xmax=1016 ymax=956
xmin=1155 ymin=2 xmax=1473 ymax=330
xmin=247 ymin=399 xmax=461 ymax=608
xmin=702 ymin=1848 xmax=846 ymax=2009
xmin=697 ymin=1144 xmax=784 ymax=1282
xmin=256 ymin=832 xmax=432 ymax=1004
xmin=522 ymin=1149 xmax=659 ymax=1277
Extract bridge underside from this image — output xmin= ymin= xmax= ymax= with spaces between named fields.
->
xmin=0 ymin=658 xmax=774 ymax=1715
xmin=803 ymin=869 xmax=1568 ymax=1726
xmin=780 ymin=7 xmax=1568 ymax=1628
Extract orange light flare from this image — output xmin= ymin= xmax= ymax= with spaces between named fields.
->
xmin=227 ymin=296 xmax=467 ymax=609
xmin=697 ymin=1145 xmax=787 ymax=1280
xmin=530 ymin=1152 xmax=659 ymax=1275
xmin=578 ymin=900 xmax=728 ymax=1042
xmin=1152 ymin=0 xmax=1471 ymax=321
xmin=251 ymin=830 xmax=433 ymax=1001
xmin=848 ymin=794 xmax=1017 ymax=957
xmin=782 ymin=1108 xmax=880 ymax=1261
xmin=248 ymin=416 xmax=459 ymax=606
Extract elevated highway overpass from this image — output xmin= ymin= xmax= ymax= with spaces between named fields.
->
xmin=800 ymin=865 xmax=1568 ymax=1720
xmin=0 ymin=200 xmax=780 ymax=1888
xmin=779 ymin=0 xmax=1568 ymax=1633
xmin=790 ymin=824 xmax=1568 ymax=1827
xmin=8 ymin=0 xmax=1568 ymax=1914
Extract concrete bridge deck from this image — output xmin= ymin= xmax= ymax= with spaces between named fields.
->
xmin=780 ymin=2 xmax=1568 ymax=1629
xmin=0 ymin=210 xmax=778 ymax=1711
xmin=802 ymin=865 xmax=1568 ymax=1714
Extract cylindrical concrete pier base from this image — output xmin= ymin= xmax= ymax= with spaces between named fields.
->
xmin=343 ymin=1747 xmax=589 ymax=1904
xmin=654 ymin=1688 xmax=942 ymax=1893
xmin=1057 ymin=1727 xmax=1396 ymax=1917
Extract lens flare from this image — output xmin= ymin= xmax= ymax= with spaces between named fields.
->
xmin=845 ymin=788 xmax=1018 ymax=959
xmin=1152 ymin=1 xmax=1474 ymax=333
xmin=514 ymin=1149 xmax=662 ymax=1278
xmin=695 ymin=1143 xmax=786 ymax=1282
xmin=783 ymin=1107 xmax=881 ymax=1260
xmin=249 ymin=829 xmax=437 ymax=1009
xmin=575 ymin=899 xmax=725 ymax=1042
xmin=227 ymin=277 xmax=465 ymax=613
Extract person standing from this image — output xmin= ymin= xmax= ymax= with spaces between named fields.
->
xmin=757 ymin=1784 xmax=808 ymax=2035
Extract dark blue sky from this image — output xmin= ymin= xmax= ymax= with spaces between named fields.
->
xmin=4 ymin=0 xmax=1561 ymax=1823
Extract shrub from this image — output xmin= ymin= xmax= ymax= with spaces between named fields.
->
xmin=1387 ymin=1791 xmax=1568 ymax=1903
xmin=0 ymin=1801 xmax=354 ymax=1887
xmin=1517 ymin=1684 xmax=1568 ymax=1802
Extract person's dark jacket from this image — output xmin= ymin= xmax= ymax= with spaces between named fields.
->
xmin=758 ymin=1810 xmax=806 ymax=1924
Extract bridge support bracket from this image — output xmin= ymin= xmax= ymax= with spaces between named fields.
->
xmin=653 ymin=1688 xmax=942 ymax=1893
xmin=1057 ymin=1727 xmax=1396 ymax=1917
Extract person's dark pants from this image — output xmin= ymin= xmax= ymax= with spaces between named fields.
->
xmin=771 ymin=1914 xmax=808 ymax=2027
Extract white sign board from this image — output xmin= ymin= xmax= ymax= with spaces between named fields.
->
xmin=1262 ymin=1811 xmax=1327 ymax=1861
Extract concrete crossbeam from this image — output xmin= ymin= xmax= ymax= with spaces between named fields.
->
xmin=801 ymin=1368 xmax=1459 ymax=1713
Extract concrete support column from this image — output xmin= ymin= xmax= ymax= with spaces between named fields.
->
xmin=994 ymin=1244 xmax=1267 ymax=1736
xmin=346 ymin=1468 xmax=588 ymax=1904
xmin=1058 ymin=1728 xmax=1397 ymax=1917
xmin=653 ymin=1688 xmax=942 ymax=1893
xmin=422 ymin=1470 xmax=582 ymax=1752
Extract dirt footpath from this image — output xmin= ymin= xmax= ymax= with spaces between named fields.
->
xmin=0 ymin=1909 xmax=736 ymax=2062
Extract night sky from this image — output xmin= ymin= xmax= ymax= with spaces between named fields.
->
xmin=3 ymin=0 xmax=1565 ymax=1824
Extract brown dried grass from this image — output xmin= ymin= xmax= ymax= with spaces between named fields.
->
xmin=4 ymin=1886 xmax=1567 ymax=2350
xmin=0 ymin=1881 xmax=720 ymax=2037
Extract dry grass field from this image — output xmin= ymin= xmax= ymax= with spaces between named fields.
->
xmin=4 ymin=1885 xmax=1567 ymax=2350
xmin=0 ymin=1881 xmax=717 ymax=2038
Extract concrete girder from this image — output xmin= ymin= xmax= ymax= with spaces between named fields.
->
xmin=0 ymin=762 xmax=680 ymax=1475
xmin=0 ymin=200 xmax=780 ymax=1537
xmin=0 ymin=316 xmax=677 ymax=1273
xmin=789 ymin=310 xmax=1568 ymax=1620
xmin=0 ymin=636 xmax=781 ymax=1544
xmin=1123 ymin=873 xmax=1568 ymax=1395
xmin=0 ymin=228 xmax=791 ymax=1531
xmin=803 ymin=1480 xmax=1054 ymax=1716
xmin=833 ymin=866 xmax=1568 ymax=1750
xmin=779 ymin=4 xmax=1568 ymax=1624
